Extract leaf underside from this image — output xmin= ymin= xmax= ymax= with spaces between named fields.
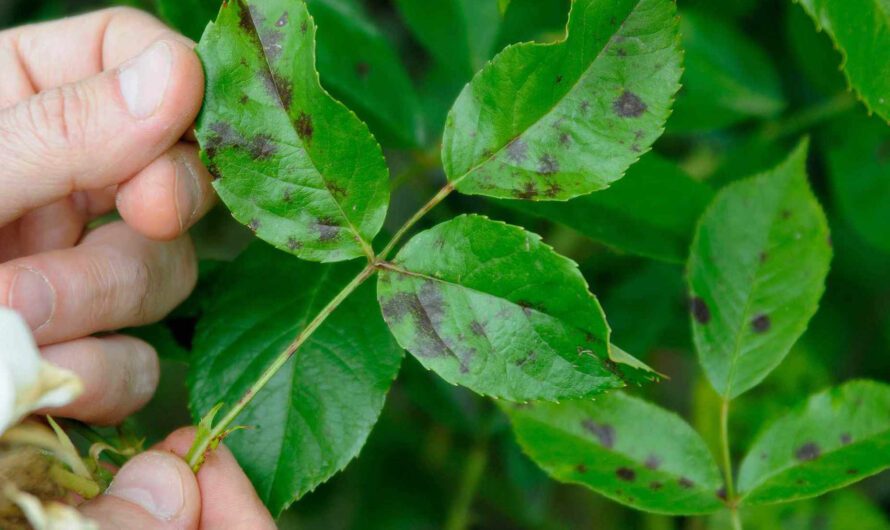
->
xmin=189 ymin=243 xmax=403 ymax=515
xmin=195 ymin=0 xmax=390 ymax=263
xmin=504 ymin=392 xmax=725 ymax=515
xmin=377 ymin=214 xmax=656 ymax=402
xmin=442 ymin=0 xmax=683 ymax=201
xmin=688 ymin=140 xmax=832 ymax=399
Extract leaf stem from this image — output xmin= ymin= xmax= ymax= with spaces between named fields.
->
xmin=760 ymin=91 xmax=857 ymax=141
xmin=444 ymin=438 xmax=489 ymax=530
xmin=720 ymin=398 xmax=743 ymax=530
xmin=186 ymin=263 xmax=377 ymax=470
xmin=379 ymin=182 xmax=454 ymax=259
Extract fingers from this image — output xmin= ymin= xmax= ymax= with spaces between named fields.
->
xmin=0 ymin=221 xmax=196 ymax=343
xmin=160 ymin=428 xmax=277 ymax=530
xmin=38 ymin=335 xmax=158 ymax=424
xmin=80 ymin=450 xmax=201 ymax=530
xmin=117 ymin=143 xmax=217 ymax=241
xmin=0 ymin=36 xmax=204 ymax=226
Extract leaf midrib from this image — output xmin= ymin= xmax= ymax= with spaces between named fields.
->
xmin=237 ymin=0 xmax=371 ymax=255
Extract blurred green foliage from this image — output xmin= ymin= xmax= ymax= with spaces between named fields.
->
xmin=3 ymin=0 xmax=889 ymax=528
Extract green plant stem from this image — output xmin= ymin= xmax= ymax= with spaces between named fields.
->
xmin=445 ymin=439 xmax=489 ymax=530
xmin=760 ymin=91 xmax=857 ymax=141
xmin=186 ymin=263 xmax=377 ymax=469
xmin=58 ymin=420 xmax=128 ymax=467
xmin=379 ymin=182 xmax=454 ymax=259
xmin=720 ymin=398 xmax=742 ymax=530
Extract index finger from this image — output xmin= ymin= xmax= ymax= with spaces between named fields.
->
xmin=0 ymin=7 xmax=193 ymax=99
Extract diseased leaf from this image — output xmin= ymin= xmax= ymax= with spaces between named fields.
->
xmin=504 ymin=392 xmax=725 ymax=515
xmin=826 ymin=112 xmax=890 ymax=253
xmin=688 ymin=141 xmax=831 ymax=399
xmin=196 ymin=0 xmax=389 ymax=262
xmin=189 ymin=242 xmax=403 ymax=514
xmin=668 ymin=9 xmax=785 ymax=133
xmin=394 ymin=0 xmax=503 ymax=78
xmin=738 ymin=380 xmax=890 ymax=505
xmin=442 ymin=0 xmax=682 ymax=201
xmin=496 ymin=153 xmax=713 ymax=263
xmin=305 ymin=0 xmax=424 ymax=147
xmin=795 ymin=0 xmax=890 ymax=122
xmin=376 ymin=214 xmax=656 ymax=402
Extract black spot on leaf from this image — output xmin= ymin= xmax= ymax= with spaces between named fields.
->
xmin=794 ymin=442 xmax=821 ymax=462
xmin=276 ymin=11 xmax=289 ymax=26
xmin=300 ymin=20 xmax=308 ymax=34
xmin=513 ymin=182 xmax=539 ymax=200
xmin=314 ymin=216 xmax=340 ymax=242
xmin=515 ymin=351 xmax=537 ymax=367
xmin=544 ymin=182 xmax=563 ymax=198
xmin=690 ymin=297 xmax=711 ymax=324
xmin=555 ymin=75 xmax=563 ymax=84
xmin=239 ymin=94 xmax=249 ymax=105
xmin=612 ymin=90 xmax=647 ymax=118
xmin=356 ymin=62 xmax=370 ymax=79
xmin=840 ymin=433 xmax=852 ymax=445
xmin=470 ymin=321 xmax=486 ymax=337
xmin=751 ymin=314 xmax=771 ymax=333
xmin=559 ymin=132 xmax=572 ymax=147
xmin=506 ymin=139 xmax=528 ymax=163
xmin=678 ymin=477 xmax=695 ymax=489
xmin=248 ymin=135 xmax=277 ymax=160
xmin=581 ymin=420 xmax=615 ymax=448
xmin=759 ymin=251 xmax=768 ymax=263
xmin=248 ymin=218 xmax=261 ymax=232
xmin=537 ymin=154 xmax=560 ymax=175
xmin=649 ymin=481 xmax=663 ymax=490
xmin=286 ymin=237 xmax=302 ymax=251
xmin=781 ymin=209 xmax=792 ymax=220
xmin=576 ymin=464 xmax=588 ymax=473
xmin=644 ymin=455 xmax=661 ymax=470
xmin=847 ymin=468 xmax=858 ymax=475
xmin=296 ymin=112 xmax=314 ymax=145
xmin=716 ymin=487 xmax=727 ymax=500
xmin=616 ymin=468 xmax=636 ymax=482
xmin=283 ymin=188 xmax=294 ymax=202
xmin=580 ymin=100 xmax=591 ymax=113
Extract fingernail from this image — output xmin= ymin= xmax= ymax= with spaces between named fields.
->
xmin=119 ymin=41 xmax=173 ymax=119
xmin=107 ymin=452 xmax=185 ymax=521
xmin=8 ymin=268 xmax=55 ymax=331
xmin=174 ymin=155 xmax=202 ymax=231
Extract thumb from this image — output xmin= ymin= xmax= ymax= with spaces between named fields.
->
xmin=79 ymin=450 xmax=201 ymax=530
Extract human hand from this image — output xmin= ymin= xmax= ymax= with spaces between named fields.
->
xmin=0 ymin=7 xmax=216 ymax=424
xmin=79 ymin=428 xmax=276 ymax=529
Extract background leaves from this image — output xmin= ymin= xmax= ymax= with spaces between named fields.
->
xmin=189 ymin=243 xmax=403 ymax=514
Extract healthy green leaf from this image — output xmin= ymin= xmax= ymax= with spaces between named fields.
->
xmin=394 ymin=0 xmax=503 ymax=78
xmin=195 ymin=0 xmax=389 ymax=262
xmin=668 ymin=9 xmax=785 ymax=133
xmin=688 ymin=140 xmax=831 ymax=399
xmin=304 ymin=0 xmax=424 ymax=147
xmin=795 ymin=0 xmax=890 ymax=122
xmin=376 ymin=214 xmax=656 ymax=402
xmin=189 ymin=242 xmax=403 ymax=514
xmin=496 ymin=153 xmax=713 ymax=263
xmin=826 ymin=112 xmax=890 ymax=253
xmin=441 ymin=0 xmax=682 ymax=201
xmin=738 ymin=380 xmax=890 ymax=505
xmin=504 ymin=392 xmax=725 ymax=515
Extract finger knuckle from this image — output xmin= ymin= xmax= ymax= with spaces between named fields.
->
xmin=24 ymin=84 xmax=93 ymax=154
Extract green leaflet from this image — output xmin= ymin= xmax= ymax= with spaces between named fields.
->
xmin=195 ymin=0 xmax=389 ymax=262
xmin=394 ymin=0 xmax=503 ymax=78
xmin=189 ymin=243 xmax=403 ymax=514
xmin=796 ymin=0 xmax=890 ymax=122
xmin=497 ymin=153 xmax=713 ymax=263
xmin=442 ymin=0 xmax=682 ymax=201
xmin=688 ymin=141 xmax=831 ymax=399
xmin=504 ymin=392 xmax=725 ymax=515
xmin=376 ymin=215 xmax=656 ymax=402
xmin=668 ymin=9 xmax=785 ymax=134
xmin=737 ymin=380 xmax=890 ymax=506
xmin=826 ymin=112 xmax=890 ymax=253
